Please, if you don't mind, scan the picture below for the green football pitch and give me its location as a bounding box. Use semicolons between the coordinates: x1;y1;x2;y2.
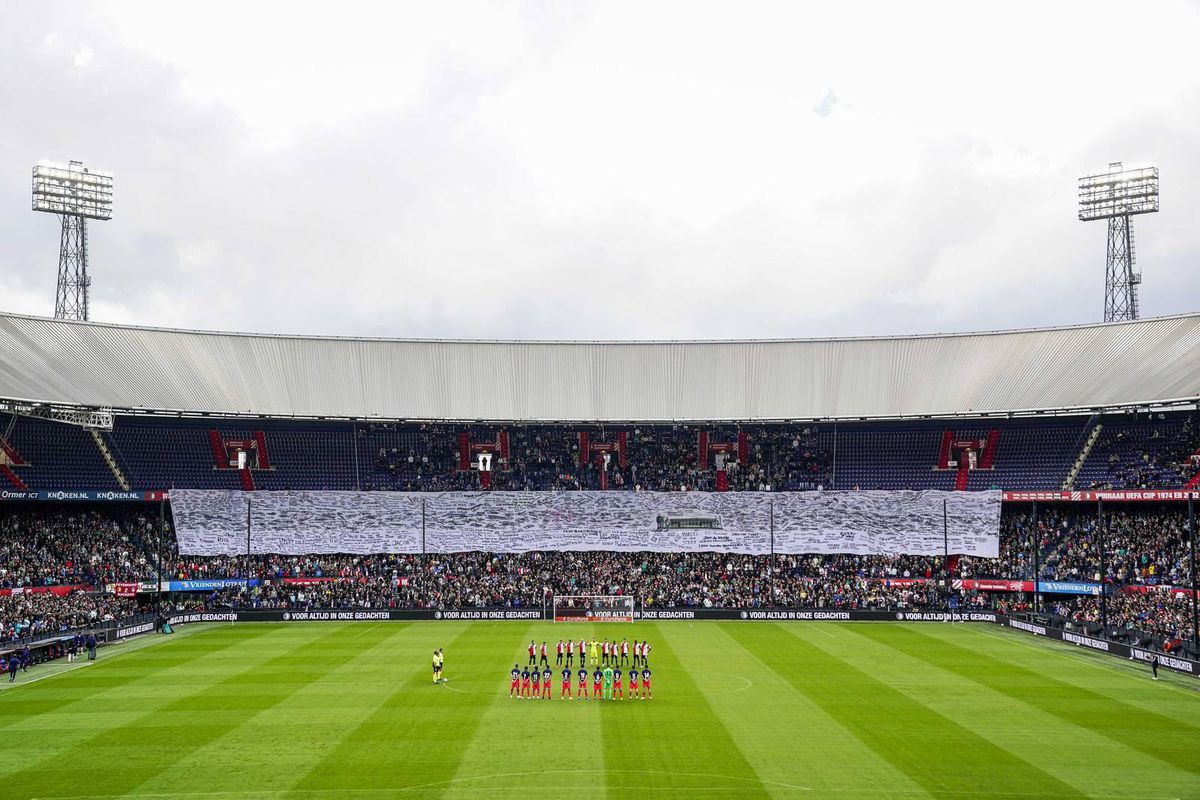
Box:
1;622;1198;800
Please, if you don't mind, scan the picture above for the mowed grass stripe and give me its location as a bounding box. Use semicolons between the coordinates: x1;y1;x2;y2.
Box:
695;623;931;798
725;624;1089;800
0;623;273;733
930;623;1200;725
122;623;419;799
7;620;1198;799
821;624;1198;799
286;621;501;798
1;624;360;799
599;622;772;799
0;625;279;777
0;620;209;698
860;624;1200;777
436;624;608;800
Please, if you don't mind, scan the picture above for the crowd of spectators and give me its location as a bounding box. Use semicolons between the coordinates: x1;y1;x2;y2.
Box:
359;423;833;493
0;509;162;589
198;551;953;611
352;417;1198;493
0;503;1195;645
956;504;1194;588
1031;507;1191;585
1;591;141;644
1084;413;1200;490
1063;593;1196;643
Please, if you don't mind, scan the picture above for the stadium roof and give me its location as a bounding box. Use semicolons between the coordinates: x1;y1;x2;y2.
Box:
0;311;1198;422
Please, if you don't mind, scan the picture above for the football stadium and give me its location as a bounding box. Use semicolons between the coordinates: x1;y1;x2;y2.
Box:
3;4;1200;800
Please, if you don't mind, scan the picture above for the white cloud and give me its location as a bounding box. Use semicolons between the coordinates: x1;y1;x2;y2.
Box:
0;0;1198;341
71;46;92;70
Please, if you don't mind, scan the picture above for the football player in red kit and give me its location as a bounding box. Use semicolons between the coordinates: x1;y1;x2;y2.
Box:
592;668;602;700
560;667;572;699
521;666;531;698
541;667;552;699
628;666;639;699
531;668;541;698
577;667;589;698
510;664;521;698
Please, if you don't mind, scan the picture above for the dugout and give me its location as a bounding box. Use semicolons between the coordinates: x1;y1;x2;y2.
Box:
0;634;75;670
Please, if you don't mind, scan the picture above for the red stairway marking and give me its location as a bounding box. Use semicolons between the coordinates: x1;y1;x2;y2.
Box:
208;430;226;467
979;430;1000;469
0;437;26;466
253;431;271;469
954;461;970;491
458;431;470;471
1;465;27;490
938;430;954;470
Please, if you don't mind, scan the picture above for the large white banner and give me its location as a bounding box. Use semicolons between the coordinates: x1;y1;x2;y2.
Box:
171;490;424;556
171;489;1000;557
770;491;1001;557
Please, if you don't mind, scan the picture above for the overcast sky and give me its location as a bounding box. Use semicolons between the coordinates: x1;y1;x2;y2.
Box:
1;0;1198;340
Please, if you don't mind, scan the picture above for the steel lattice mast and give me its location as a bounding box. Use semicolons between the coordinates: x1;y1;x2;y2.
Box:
55;214;91;320
33;160;112;321
1079;162;1158;323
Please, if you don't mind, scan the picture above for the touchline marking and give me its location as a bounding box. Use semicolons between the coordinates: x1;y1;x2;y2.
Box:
0;661;92;688
351;623;382;639
970;626;1200;697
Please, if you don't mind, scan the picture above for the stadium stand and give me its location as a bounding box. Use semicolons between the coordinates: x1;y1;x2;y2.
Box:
1;314;1198;657
5;412;1200;493
2;503;1195;651
1;415;120;491
1076;411;1200;489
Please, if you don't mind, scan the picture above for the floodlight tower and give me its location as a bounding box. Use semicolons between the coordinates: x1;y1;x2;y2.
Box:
32;160;113;321
1078;162;1159;322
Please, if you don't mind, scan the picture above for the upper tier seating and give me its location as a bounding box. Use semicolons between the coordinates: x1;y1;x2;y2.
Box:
3;411;1196;492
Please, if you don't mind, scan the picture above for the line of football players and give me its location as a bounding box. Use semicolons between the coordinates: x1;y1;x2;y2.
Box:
510;661;653;700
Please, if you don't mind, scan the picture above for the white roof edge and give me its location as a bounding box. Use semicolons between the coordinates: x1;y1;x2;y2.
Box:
3;311;1199;421
2;309;1197;346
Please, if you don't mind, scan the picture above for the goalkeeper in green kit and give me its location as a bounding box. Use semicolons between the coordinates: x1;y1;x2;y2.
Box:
602;665;615;700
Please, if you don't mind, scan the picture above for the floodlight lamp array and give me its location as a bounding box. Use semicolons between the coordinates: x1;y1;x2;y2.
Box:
1078;163;1158;221
32;160;113;221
